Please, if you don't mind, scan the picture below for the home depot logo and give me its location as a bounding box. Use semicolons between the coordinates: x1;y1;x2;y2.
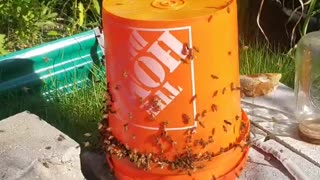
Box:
127;26;196;118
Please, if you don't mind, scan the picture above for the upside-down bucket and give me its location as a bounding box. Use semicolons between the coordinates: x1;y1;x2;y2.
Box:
101;0;250;179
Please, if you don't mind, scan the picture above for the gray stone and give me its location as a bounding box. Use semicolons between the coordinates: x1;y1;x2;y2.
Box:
0;111;85;180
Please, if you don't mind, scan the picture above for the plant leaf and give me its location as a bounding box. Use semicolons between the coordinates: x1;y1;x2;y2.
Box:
47;31;59;36
0;34;8;55
92;0;100;15
78;2;85;27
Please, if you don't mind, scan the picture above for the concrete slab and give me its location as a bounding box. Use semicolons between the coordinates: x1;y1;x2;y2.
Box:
0;111;85;180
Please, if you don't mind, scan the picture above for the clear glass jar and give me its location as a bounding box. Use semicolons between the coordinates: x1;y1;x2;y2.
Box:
295;31;320;144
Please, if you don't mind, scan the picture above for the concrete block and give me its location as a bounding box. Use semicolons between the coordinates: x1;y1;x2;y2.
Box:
0;111;85;180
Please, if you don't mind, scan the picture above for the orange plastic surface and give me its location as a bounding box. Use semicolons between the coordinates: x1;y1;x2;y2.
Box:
102;0;246;179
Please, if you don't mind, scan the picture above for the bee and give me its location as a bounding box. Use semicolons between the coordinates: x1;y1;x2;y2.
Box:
227;7;230;13
235;115;240;120
170;163;177;170
43;57;49;63
224;120;232;126
223;125;227;132
211;104;218;112
159;144;164;154
158;162;165;169
208;15;213;23
124;144;130;150
190;127;197;134
84;141;91;147
106;127;112;132
211;128;215;135
235;172;240;178
238;144;244;152
115;85;120;90
193;139;200;146
230;82;235;91
128;113;133;119
223;147;229;152
208;136;214;143
185;135;192;143
240;122;246;133
212;90;218;98
180;58;188;64
201;110;207;117
182;43;190;55
195;113;201;121
42;162;49;168
199;121;205;128
171;140;177;147
149;114;156;121
239;166;244;172
162;121;169;128
155;136;161;145
189;95;197;104
182;113;190;124
188;48;195;60
152;98;160;106
193;46;200;53
160;129;168;137
122;71;128;78
104;140;111;145
210;74;219;79
98;123;103;130
123;123;129;131
222;87;226;94
57;134;65;141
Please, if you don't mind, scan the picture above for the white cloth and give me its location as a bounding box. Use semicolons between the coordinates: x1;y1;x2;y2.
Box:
239;84;320;180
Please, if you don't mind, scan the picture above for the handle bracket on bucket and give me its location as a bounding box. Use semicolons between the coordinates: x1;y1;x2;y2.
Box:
93;27;105;56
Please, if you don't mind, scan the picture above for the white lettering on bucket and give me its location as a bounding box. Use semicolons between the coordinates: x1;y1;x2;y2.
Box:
123;26;197;131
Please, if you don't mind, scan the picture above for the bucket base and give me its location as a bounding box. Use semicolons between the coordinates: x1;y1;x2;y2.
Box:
107;111;250;180
113;147;249;180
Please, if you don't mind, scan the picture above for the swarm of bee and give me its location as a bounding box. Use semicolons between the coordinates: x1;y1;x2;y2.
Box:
100;117;248;174
99;40;249;178
98;79;249;176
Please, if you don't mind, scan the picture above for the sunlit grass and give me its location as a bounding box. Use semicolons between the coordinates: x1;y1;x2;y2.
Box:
0;66;106;148
240;41;295;88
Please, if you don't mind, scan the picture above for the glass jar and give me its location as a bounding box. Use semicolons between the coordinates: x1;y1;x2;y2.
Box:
295;31;320;144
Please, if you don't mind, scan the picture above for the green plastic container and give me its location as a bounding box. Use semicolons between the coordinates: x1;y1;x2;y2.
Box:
0;29;104;98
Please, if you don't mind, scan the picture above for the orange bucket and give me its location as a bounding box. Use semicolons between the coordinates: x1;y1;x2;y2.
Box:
101;0;250;179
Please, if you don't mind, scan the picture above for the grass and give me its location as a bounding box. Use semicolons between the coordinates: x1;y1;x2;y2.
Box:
240;41;295;88
0;42;295;149
0;74;106;149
